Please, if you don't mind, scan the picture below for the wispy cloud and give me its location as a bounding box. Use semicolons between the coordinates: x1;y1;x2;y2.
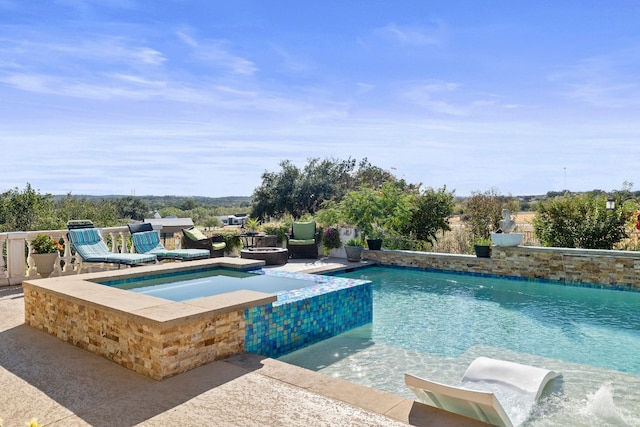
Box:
53;0;139;17
0;27;266;104
401;81;467;116
0;36;166;66
377;22;446;46
177;31;258;75
0;32;169;100
268;43;313;73
550;51;640;109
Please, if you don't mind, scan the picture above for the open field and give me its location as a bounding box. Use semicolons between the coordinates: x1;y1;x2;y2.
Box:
437;212;537;254
449;211;535;226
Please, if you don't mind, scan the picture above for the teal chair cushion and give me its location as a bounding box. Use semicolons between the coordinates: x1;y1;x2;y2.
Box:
132;230;209;260
68;228;157;265
131;231;164;253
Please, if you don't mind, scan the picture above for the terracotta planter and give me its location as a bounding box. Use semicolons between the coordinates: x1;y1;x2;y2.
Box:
32;252;59;278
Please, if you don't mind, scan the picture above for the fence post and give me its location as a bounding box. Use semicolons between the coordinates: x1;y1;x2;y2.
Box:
7;232;28;285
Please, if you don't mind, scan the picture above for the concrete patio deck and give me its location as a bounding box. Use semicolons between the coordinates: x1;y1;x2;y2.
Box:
0;257;484;426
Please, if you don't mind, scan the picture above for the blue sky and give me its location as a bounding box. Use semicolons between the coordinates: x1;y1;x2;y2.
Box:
1;1;639;198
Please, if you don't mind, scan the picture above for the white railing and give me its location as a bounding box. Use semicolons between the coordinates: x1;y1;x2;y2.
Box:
0;225;161;286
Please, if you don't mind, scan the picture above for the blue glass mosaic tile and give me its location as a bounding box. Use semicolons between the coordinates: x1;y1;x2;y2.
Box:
244;271;372;358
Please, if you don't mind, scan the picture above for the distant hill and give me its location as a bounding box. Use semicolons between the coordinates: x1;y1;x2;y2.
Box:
52;194;252;208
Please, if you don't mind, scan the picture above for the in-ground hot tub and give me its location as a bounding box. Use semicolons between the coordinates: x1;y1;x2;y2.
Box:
22;258;372;380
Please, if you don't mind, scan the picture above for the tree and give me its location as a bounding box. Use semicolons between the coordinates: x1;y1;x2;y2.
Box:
181;198;197;211
250;157;399;219
533;192;631;249
462;188;504;240
0;183;55;231
55;194;120;227
251;160;301;219
335;180;419;235
404;186;455;245
115;196;150;221
338;185;397;234
322;180;454;249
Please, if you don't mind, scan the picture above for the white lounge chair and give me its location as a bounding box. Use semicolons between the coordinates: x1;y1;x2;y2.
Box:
405;357;559;427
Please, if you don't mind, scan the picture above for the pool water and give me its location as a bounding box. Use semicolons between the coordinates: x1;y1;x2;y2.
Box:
102;268;312;302
279;267;640;426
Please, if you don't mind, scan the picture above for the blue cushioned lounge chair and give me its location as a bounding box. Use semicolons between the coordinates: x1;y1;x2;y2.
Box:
67;220;157;269
128;223;209;261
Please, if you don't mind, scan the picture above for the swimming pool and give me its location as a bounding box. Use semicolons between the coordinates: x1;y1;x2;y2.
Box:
279;267;640;426
101;268;314;301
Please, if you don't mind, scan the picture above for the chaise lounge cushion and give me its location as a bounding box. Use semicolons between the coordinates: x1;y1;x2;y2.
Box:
69;227;157;265
131;230;209;260
131;230;165;253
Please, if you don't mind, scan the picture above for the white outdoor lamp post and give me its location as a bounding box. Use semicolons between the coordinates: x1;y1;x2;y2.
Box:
606;198;616;210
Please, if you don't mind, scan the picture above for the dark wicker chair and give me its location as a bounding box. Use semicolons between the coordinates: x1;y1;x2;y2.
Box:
286;221;319;259
182;227;226;257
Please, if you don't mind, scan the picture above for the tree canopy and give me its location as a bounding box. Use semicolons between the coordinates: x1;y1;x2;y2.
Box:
250;157;405;219
0;184;249;232
0;183;55;231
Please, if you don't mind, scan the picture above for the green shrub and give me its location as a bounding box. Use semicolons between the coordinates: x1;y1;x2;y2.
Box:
262;221;289;243
533;192;631;249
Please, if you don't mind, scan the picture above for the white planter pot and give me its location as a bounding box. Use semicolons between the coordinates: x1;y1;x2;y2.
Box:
491;233;523;247
32;253;58;278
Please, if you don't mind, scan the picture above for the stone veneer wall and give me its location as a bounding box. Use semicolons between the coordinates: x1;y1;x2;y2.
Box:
23;286;245;380
364;246;640;291
244;282;373;358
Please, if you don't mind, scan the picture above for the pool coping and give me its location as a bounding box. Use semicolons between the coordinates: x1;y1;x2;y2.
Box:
223;353;488;427
24;258;277;327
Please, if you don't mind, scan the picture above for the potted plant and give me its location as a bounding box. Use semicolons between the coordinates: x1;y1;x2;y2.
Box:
365;223;386;250
262;222;289;247
323;225;342;256
473;237;492;258
344;237;364;262
31;234;63;278
244;218;260;235
221;233;242;257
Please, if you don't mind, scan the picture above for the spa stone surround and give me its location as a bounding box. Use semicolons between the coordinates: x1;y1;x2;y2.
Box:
22;258;372;380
